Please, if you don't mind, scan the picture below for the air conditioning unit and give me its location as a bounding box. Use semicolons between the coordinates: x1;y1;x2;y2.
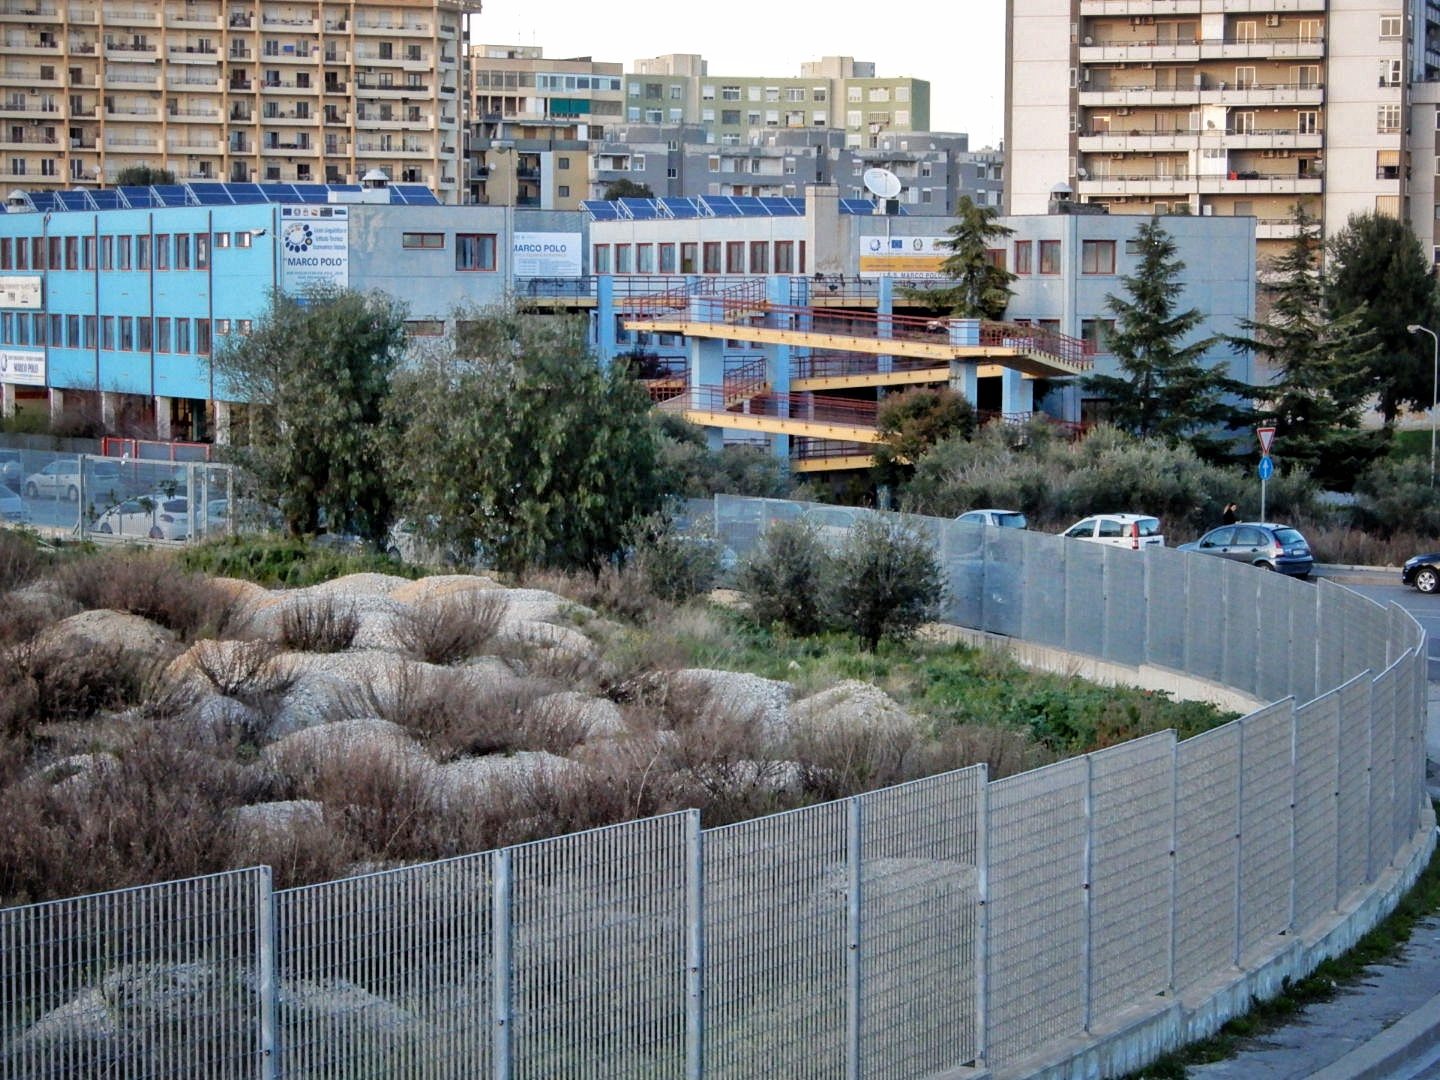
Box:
1265;13;1281;27
1262;149;1275;157
1131;16;1142;26
1111;153;1125;159
1117;107;1131;115
1142;62;1155;69
1141;15;1155;24
1202;204;1214;215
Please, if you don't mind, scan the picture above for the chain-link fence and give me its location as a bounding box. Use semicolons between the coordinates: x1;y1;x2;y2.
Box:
1;496;1429;1078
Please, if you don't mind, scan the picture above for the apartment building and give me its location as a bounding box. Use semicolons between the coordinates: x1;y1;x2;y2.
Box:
466;44;621;207
624;54;931;148
589;124;1002;214
1006;0;1408;262
0;0;475;200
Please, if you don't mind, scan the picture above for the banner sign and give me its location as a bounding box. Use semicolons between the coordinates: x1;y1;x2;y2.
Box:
513;232;582;278
280;206;349;292
0;348;45;385
0;276;42;309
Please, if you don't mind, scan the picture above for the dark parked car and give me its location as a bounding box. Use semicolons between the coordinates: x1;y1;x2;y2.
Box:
1402;553;1440;594
1177;522;1313;578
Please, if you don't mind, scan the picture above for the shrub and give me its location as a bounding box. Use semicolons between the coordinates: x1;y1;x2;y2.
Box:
51;549;236;641
737;518;832;636
632;512;723;604
0;640;161;738
1354;455;1440;537
279;597;359;653
520;563;661;624
827;516;945;651
391;590;505;665
0;528;47;591
180;534;420;587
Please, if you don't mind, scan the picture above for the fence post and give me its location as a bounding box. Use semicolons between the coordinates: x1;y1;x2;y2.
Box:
685;809;704;1080
974;764;989;1068
77;453;87;540
1081;754;1094;1033
1287;703;1299;933
1166;737;1179;994
1233;717;1246;968
256;865;279;1080
493;848;513;1080
846;796;863;1080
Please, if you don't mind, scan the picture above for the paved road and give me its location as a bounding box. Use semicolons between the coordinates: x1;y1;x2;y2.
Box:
1321;570;1440;683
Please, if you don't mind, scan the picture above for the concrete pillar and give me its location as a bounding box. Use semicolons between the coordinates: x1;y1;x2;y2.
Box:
214;400;232;446
876;276;894;375
804;183;846;276
155;396;173;441
952;361;979;404
1000;369;1031;417
48;388;63;426
100;392;119;431
1;383;14;419
692;336;724;392
595;275;616;368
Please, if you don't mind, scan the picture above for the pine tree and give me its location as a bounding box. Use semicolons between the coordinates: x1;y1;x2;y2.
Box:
1082;217;1244;450
1230;206;1387;489
905;197;1016;320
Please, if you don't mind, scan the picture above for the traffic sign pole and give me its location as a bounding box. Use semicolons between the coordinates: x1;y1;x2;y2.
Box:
1255;428;1277;522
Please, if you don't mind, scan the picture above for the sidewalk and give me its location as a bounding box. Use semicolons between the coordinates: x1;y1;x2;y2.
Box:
1185;684;1440;1080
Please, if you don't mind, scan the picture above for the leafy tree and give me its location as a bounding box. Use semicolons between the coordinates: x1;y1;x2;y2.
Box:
737;517;831;637
214;287;407;542
1325;211;1440;423
392;305;662;574
654;413;789;498
828;516;944;651
1229;207;1387;490
1081;217;1244;451
602;178;655;201
112;165;176;186
904;196;1016;319
872;386;977;491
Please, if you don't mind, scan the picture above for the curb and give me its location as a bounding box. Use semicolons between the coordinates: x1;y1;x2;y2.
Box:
1309;985;1440;1080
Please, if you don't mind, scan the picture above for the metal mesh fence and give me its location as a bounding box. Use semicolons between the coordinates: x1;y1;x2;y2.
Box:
1367;664;1398;885
1;868;270;1080
1287;585;1320;706
1145;551;1188;672
1292;689;1342;931
703;802;848;1079
1017;527;1065;648
509;815;690;1080
276;854;493;1080
858;767;983;1077
1335;674;1375;902
1183;555;1227;684
1238;702;1297;959
1087;733;1175;1023
1221;570;1262;697
1064;542;1105;659
1256;580;1296;705
1101;546;1147;667
1316;583;1350;695
985;758;1088;1066
1173;724;1242;990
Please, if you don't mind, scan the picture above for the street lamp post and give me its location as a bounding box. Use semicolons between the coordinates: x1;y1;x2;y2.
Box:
1407;324;1439;486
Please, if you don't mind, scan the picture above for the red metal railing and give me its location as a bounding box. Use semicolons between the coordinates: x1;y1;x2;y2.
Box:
674;384;880;429
792;438;872;460
794;350;948;380
100;436;213;462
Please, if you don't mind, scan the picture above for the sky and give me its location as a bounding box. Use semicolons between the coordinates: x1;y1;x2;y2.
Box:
465;1;1008;149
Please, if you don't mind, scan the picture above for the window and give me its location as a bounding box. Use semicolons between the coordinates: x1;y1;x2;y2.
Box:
137;316;151;351
1380;59;1402;87
1081;239;1116;274
1080;318;1114;351
83;315;95;348
1378;104;1401;133
659;243;677;273
47;236;59;270
702;241;721;274
1014;240;1032;275
401;232;444;249
1297;110;1317;135
66;314;78;346
455;233;496;271
155;317;170;353
721;85;740;100
82;235;95;269
774;240;794;273
749;240;769;274
558;185;570;198
636;243;654;273
175;318;191;354
984;248;1006;271
117;236;131;272
63;236;77;271
13;240;25;271
196;232;209;269
236;231;252;249
615;243;633;273
1380;14;1402;38
155;234;169;270
0;238;9;271
196;318;211;355
726;241;745;273
215;318;231;336
100;315;114;350
134;235;148;271
1039;239;1061;274
680;242;698;274
214;231;230;249
405;320;445;336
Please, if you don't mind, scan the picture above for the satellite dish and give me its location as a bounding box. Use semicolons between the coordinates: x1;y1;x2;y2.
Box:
863;167;902;200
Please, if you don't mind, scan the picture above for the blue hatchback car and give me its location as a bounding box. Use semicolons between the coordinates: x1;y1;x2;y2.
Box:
1177;522;1313;578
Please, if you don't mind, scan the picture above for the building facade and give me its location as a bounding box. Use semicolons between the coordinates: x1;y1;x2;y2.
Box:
0;0;475;200
1006;0;1409;263
623;54;931;148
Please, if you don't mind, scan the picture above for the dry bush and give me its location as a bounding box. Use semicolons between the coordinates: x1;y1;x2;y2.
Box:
600;605;735;688
51;550;237;641
520;563;663;623
0;641;162;739
0;721;252;903
0;588;72;648
789;719;921;802
189;639;297;702
279;596;359;653
391;590;505;665
1303;523;1429;568
0;529;46;591
223;803;356;891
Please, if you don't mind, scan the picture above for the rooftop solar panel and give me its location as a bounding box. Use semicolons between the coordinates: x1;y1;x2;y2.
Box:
55;191;91;211
292;184;330;204
257;183;300;203
581;200;621;221
89;190;122;210
117;186;157;208
152;184;192;207
758;197;802;217
224;183;267;204
392;184;441;205
23;192;55;212
617;198;660;220
658;197;701;219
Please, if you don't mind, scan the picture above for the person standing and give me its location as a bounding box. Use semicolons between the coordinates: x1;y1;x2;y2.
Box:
1221;503;1238;525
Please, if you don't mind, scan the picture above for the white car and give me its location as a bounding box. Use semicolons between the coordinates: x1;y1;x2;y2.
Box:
1061;513;1165;549
955;508;1028;530
94;494;190;541
23;459;121;501
0;482;28;523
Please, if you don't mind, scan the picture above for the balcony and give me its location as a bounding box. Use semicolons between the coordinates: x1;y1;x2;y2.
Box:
1079;78;1322;107
260;109;315;124
166;74;218;88
227;12;252;28
104;70;161;89
168;106;220;122
261;13;316;29
261;47;318;64
354;19;431;34
103;105;157;119
1079;35;1324;64
323;81;347;95
1077;174;1194;196
354;141;431;157
1078;125;1322;152
1196;172;1322;194
0;66;60;85
228;46;252;60
104;7;158;24
64;7;96;21
257;79;312;94
166;139;219;153
0;132;55;149
0;2;57;17
1081;0;1200;10
1255;216;1303;239
167;44;218;63
165;9;220;29
261;139;318;154
100;134;158;150
355;80;427;97
67;40;96;54
103;41;156;58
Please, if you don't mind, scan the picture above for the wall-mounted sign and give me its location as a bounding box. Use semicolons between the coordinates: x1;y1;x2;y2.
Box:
513;232;582;278
0;349;45;386
280;205;349;292
857;236;950;278
0;276;42;309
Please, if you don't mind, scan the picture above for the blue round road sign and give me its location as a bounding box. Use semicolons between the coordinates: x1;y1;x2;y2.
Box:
1258;456;1274;480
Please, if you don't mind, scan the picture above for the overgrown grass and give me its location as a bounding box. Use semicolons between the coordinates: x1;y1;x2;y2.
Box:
179;534;423;587
1122;820;1440;1079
